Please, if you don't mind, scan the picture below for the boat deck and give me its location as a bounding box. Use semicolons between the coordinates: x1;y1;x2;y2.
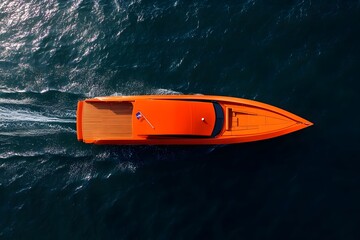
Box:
81;102;133;140
222;104;297;136
76;95;312;145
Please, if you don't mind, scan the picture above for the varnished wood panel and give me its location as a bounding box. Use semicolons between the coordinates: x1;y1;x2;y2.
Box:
82;102;133;140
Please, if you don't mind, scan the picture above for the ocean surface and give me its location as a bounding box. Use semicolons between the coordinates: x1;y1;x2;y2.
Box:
1;0;360;239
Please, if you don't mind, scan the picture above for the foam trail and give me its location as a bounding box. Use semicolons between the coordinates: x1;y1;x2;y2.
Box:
0;98;34;105
0;126;76;137
0;86;28;94
0;106;75;123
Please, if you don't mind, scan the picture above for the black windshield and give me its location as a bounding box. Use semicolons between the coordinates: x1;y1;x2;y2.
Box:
211;102;224;137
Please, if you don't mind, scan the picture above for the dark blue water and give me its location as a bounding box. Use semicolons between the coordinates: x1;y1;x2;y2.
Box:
1;0;360;239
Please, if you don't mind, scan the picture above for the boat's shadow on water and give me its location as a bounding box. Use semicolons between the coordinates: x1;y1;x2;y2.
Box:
91;144;220;163
89;130;311;170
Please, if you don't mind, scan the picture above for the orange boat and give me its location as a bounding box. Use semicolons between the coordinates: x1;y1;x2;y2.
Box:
76;95;312;145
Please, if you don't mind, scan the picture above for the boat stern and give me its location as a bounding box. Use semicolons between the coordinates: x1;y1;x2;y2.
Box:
76;101;84;141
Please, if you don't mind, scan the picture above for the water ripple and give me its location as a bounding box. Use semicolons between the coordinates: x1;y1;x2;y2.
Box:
0;0;358;237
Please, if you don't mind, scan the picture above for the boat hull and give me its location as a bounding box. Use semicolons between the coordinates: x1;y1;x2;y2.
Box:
76;95;312;145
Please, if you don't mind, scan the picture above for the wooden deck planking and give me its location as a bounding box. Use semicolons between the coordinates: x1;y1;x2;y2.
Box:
82;102;133;139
